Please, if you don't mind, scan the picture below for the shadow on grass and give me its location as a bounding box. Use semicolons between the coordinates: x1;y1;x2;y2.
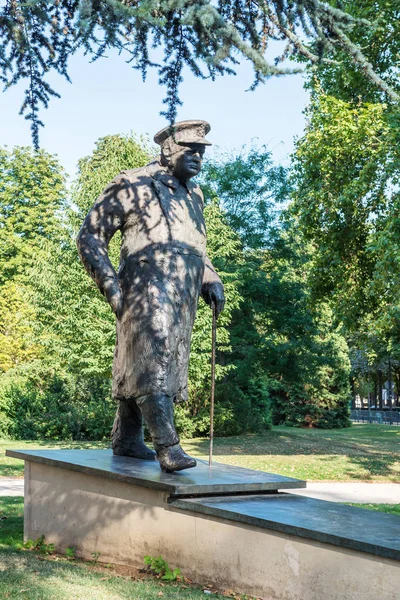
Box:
315;454;398;480
0;496;226;600
0;551;177;600
0;497;24;549
0;545;225;600
184;426;399;481
1;425;399;481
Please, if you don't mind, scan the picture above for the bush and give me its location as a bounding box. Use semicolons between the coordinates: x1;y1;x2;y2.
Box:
0;362;273;441
315;405;352;429
175;376;272;438
0;363;115;440
271;389;351;429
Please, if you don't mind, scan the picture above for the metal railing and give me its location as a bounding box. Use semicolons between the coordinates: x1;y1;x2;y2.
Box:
350;409;400;425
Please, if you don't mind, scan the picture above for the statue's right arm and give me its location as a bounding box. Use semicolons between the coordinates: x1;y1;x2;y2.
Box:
76;176;127;318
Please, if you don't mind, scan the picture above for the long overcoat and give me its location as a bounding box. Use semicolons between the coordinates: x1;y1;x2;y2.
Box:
77;160;221;403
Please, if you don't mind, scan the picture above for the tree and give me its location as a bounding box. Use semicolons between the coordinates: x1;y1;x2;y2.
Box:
291;91;396;328
176;199;244;437
308;0;400;103
289;0;400;407
0;145;66;376
0;146;67;284
199;145;289;249
30;132;154;378
0;135;153;440
1;0;398;147
290;58;400;405
239;221;351;429
72;132;154;220
201;146;351;428
263;226;351;428
195;146;287;433
0;282;40;373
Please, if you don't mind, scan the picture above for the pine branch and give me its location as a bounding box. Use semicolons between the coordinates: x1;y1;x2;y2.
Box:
330;27;400;103
268;11;320;63
0;0;398;146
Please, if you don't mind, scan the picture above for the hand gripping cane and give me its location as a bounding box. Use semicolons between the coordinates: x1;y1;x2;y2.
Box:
209;301;217;467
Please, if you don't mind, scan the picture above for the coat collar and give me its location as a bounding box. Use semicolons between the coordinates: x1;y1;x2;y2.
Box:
156;170;180;190
147;159;195;193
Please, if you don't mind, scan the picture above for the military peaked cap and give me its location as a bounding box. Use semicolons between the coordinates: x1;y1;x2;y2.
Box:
154;120;212;147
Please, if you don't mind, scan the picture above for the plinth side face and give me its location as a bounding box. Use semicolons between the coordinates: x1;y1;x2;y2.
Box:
24;461;399;600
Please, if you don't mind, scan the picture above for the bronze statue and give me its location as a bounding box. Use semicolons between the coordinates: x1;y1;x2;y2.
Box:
77;120;225;472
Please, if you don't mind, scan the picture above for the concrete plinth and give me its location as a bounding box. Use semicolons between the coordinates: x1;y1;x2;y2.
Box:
7;448;400;600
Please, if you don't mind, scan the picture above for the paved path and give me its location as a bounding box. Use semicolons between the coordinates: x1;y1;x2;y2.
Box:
0;477;24;497
0;477;398;503
290;482;400;504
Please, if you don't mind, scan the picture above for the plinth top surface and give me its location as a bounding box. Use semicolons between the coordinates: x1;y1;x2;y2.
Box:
6;448;305;496
171;494;400;561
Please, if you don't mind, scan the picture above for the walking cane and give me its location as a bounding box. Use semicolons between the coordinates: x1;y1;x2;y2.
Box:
209;301;217;467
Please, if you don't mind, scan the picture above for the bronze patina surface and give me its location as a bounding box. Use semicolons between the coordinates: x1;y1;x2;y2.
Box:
76;121;225;473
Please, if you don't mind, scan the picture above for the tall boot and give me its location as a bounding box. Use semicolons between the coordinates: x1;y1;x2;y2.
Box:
136;393;196;473
112;398;156;460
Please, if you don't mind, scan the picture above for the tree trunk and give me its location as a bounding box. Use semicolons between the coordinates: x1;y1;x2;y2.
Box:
378;370;383;410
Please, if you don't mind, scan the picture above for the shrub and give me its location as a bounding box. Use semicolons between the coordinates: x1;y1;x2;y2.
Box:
0;363;115;440
175;376;271;438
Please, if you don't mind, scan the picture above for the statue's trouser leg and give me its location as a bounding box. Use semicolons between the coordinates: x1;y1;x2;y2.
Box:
136;393;197;473
135;393;179;449
112;398;156;460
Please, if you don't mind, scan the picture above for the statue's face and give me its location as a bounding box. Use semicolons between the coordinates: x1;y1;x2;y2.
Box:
168;143;206;182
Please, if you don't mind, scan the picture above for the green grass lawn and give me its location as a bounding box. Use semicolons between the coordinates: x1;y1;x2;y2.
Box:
1;424;399;482
347;503;400;515
185;424;400;482
0;497;229;600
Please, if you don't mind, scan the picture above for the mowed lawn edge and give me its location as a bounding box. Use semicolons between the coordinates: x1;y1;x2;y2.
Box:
0;424;399;482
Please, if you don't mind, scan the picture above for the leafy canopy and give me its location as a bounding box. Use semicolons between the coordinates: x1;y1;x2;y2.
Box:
291;91;397;327
31;132;154;378
308;0;400;103
199;145;290;249
1;0;398;147
291;0;400;403
199;145;351;429
0;146;67;285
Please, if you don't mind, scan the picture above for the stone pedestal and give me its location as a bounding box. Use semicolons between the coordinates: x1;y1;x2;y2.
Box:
7;448;400;600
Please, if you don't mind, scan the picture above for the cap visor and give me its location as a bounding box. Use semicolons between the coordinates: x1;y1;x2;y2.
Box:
177;137;212;146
